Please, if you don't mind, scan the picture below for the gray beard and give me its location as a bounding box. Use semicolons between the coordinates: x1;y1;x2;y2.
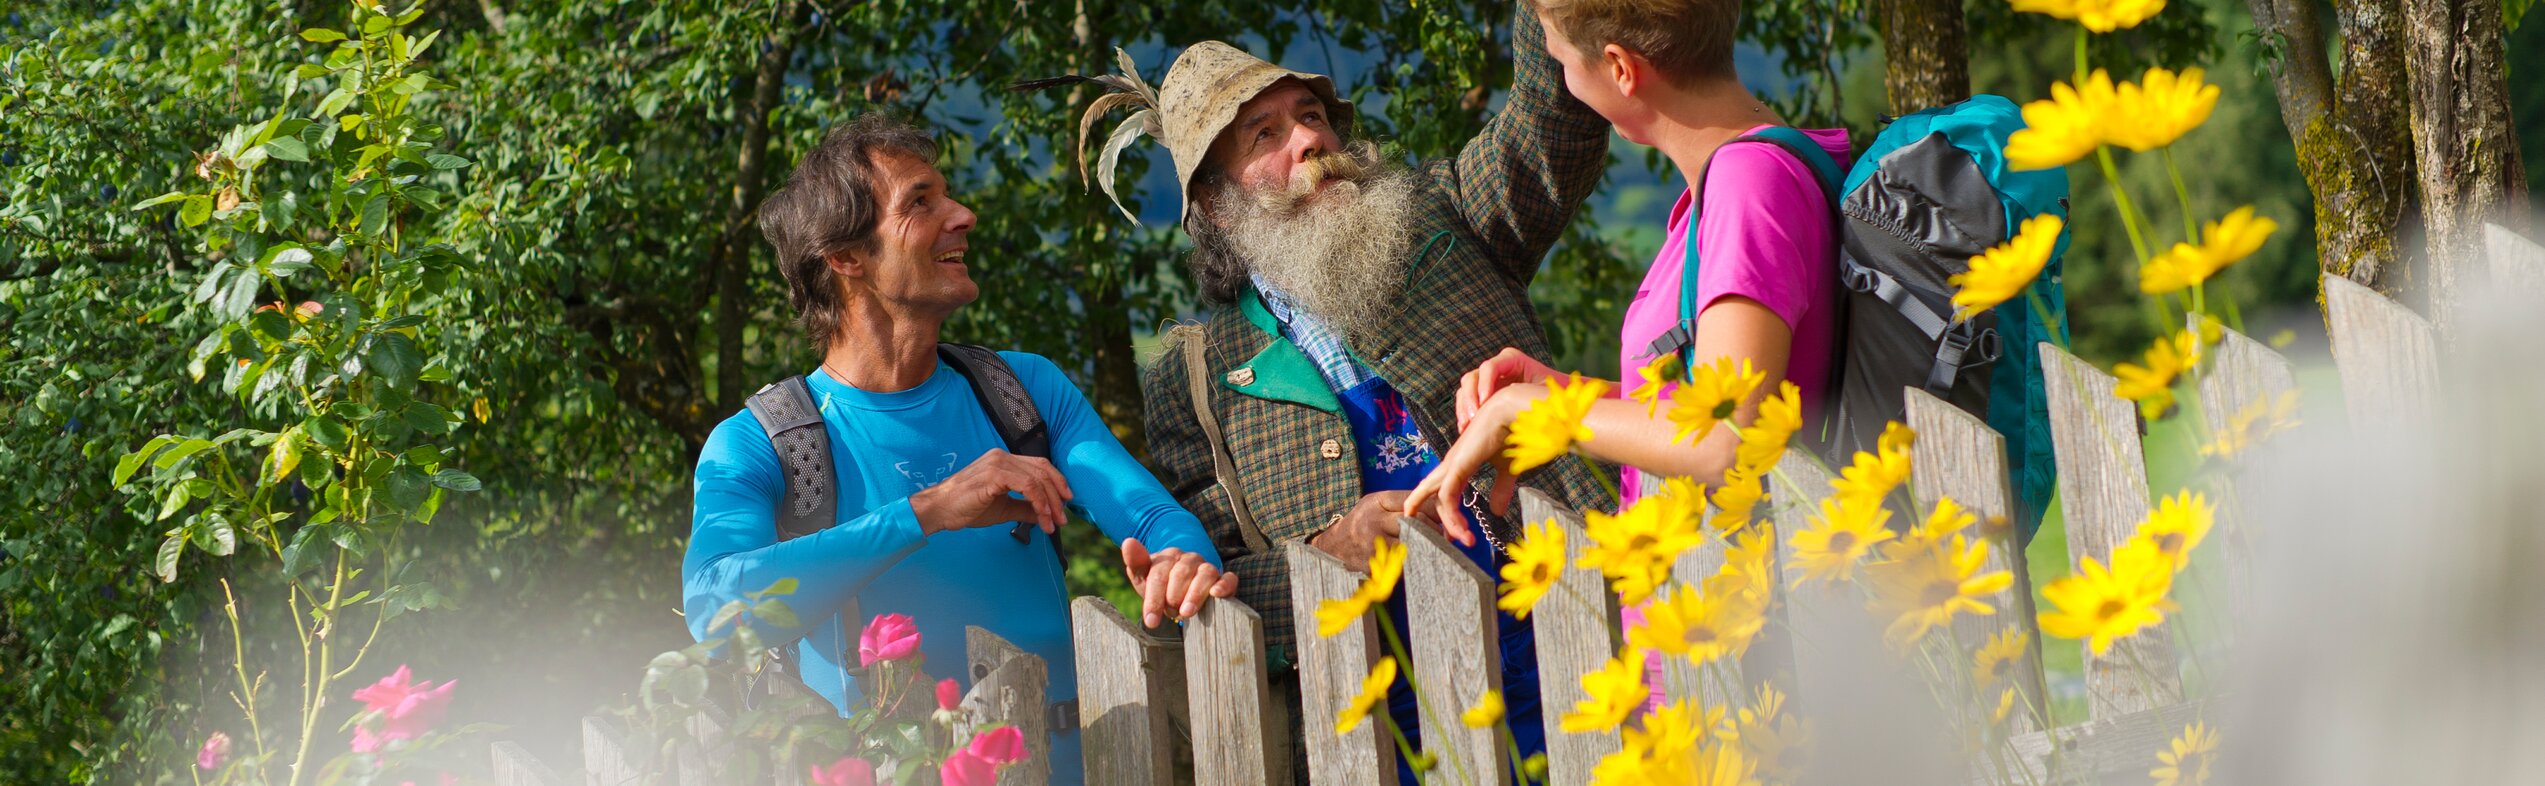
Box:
1217;151;1419;344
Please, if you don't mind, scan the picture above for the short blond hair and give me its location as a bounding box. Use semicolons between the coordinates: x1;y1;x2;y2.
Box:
1533;0;1741;85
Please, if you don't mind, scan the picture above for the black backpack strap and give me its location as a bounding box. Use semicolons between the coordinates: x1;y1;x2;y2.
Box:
934;343;1065;557
744;375;836;542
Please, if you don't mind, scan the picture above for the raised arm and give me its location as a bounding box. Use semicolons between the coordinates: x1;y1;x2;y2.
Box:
1009;352;1223;566
1448;1;1613;281
682;417;925;647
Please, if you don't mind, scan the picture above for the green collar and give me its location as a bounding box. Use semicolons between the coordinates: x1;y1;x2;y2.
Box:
1225;288;1340;413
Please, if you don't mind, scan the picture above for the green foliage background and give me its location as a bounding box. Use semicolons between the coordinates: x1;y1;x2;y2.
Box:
1;0;2533;782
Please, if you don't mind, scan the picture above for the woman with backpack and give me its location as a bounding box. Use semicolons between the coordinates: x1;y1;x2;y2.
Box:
1405;0;1849;528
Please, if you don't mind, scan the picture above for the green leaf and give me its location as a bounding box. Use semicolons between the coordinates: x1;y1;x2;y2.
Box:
204;514;237;556
179;195;213;227
155;534;185;583
751;597;800;631
115;436;177;487
151;438;215;471
402;402;451;435
408;29;441;62
385;468;429;512
267;247;315;277
265;137;310;162
131;191;191;211
155;483;191;522
306;415;350;453
268;428;304;483
425;153;470;171
316;88;354;118
367;333;423;388
300;28;347;43
357;192;389;236
428;469;480;492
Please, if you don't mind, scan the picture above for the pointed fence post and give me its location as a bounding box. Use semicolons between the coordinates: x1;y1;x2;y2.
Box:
1286;542;1393;785
1902;387;2047;736
2038;344;2182;720
1519;489;1622;786
581;713;641;786
1071;598;1185;786
2323;273;2440;424
2486;223;2545;300
963;627;1051;786
1400;516;1510;785
2194;322;2298;639
1185;600;1289;786
490;741;562;786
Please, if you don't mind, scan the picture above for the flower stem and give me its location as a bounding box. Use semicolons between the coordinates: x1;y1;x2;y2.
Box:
2094;147;2152;263
2072;27;2088;84
2027;290;2070;351
221;580;271;772
2162;148;2200;245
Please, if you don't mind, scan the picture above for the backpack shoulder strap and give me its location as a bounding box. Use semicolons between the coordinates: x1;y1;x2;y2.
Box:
1179;329;1271;552
936;343;1050;461
744;376;835;542
1645;127;1846;374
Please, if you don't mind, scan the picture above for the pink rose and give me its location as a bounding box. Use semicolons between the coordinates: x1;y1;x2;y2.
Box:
347;665;457;751
197;731;231;771
966;726;1027;765
939;750;998;786
807;756;877;786
936;678;962;712
857;613;920;667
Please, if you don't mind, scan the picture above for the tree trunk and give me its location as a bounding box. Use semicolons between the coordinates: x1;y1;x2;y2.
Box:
2401;0;2531;334
1069;0;1150;459
1877;0;1970;114
714;6;800;411
2246;0;2419;293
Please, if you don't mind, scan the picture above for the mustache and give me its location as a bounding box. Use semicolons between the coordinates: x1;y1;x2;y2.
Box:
1250;141;1383;214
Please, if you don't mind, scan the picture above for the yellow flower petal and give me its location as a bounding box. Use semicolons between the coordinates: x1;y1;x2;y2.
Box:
1950;214;2066;319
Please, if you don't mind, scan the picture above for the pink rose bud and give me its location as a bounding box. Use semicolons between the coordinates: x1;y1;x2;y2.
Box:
856;613;921;667
348;665;457;751
938;750;998;786
197;731;231;771
966;726;1027;765
807;755;877;786
936;678;962;712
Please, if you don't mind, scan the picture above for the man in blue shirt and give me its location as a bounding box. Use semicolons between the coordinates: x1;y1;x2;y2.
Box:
683;114;1233;783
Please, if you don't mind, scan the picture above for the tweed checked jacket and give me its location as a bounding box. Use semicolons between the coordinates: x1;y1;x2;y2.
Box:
1139;9;1613;661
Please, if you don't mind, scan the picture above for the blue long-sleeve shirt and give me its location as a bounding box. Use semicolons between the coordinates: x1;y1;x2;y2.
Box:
684;351;1220;783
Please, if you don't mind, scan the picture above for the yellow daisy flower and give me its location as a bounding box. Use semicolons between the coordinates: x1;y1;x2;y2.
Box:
2139;206;2279;295
2103;67;2219;151
1653;476;1711;536
2150;720;2219;786
1864;535;2014;648
1594;699;1714;786
1950;214;2067;320
1727;684;1810;782
2127;490;2213;571
2038;548;2178;655
2114;329;2204;420
2200;390;2301;459
1506;373;1610;475
1334;656;1397;733
1629;355;1682;417
1315;536;1406;637
1668;356;1766;445
1461;689;1505;728
1993;686;2020;726
2003;74;2114;171
1498;519;1568;619
1828;435;1914;509
1709;464;1768;533
1580;496;1705;605
2008;0;2168;32
1629;580;1767;667
1972;626;2032;688
1562;651;1650;734
1786;496;1895;586
1733;381;1804;471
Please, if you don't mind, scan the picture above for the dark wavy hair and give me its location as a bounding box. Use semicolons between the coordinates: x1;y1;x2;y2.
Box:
757;113;939;349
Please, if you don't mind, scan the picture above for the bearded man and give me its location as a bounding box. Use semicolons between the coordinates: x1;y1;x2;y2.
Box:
1058;4;1612;781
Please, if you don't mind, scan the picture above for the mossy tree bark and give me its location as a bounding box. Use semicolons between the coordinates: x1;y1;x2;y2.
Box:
2401;0;2531;334
2245;0;2419;294
1877;0;1971;114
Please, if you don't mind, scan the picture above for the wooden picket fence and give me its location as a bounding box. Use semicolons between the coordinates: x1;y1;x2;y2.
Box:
496;225;2543;785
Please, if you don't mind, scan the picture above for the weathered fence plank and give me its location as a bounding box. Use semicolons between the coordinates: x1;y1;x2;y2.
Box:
491;741;564;786
1765;451;1850;722
2038;344;2181;720
2486;222;2545;300
1285;542;1393;786
1400;517;1511;785
1184;600;1290;786
1665;511;1742;711
2322;273;2439;424
2194;322;2296;642
1981;699;2215;785
581;714;640;786
965;627;1051;786
1518;489;1622;786
1071;598;1185;786
1903;387;2048;737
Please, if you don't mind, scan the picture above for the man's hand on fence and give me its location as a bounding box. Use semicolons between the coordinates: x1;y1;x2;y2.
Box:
1308;491;1445;571
909;449;1074;536
1121;538;1238;628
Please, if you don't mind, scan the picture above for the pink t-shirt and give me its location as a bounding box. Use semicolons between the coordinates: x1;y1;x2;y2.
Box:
1616;125;1849;505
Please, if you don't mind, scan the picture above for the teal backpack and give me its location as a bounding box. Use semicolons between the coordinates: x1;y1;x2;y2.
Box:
1649;97;2071;534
